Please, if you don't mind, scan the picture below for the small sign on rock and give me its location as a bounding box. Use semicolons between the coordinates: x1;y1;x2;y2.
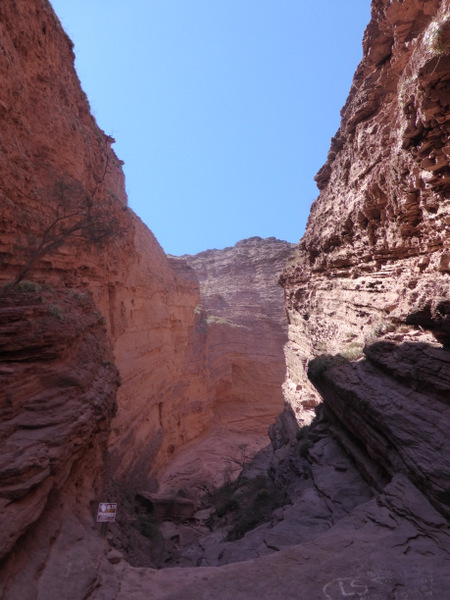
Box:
97;502;117;523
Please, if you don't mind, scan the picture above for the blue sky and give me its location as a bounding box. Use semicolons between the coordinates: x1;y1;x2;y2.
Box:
50;1;371;256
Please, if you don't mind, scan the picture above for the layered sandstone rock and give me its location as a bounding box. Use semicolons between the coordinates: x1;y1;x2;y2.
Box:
2;0;450;597
0;0;212;491
156;238;294;494
0;1;209;595
313;329;450;518
181;237;293;330
181;237;294;434
280;0;450;423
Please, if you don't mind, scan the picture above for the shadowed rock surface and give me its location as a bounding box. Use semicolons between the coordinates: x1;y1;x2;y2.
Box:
0;288;119;598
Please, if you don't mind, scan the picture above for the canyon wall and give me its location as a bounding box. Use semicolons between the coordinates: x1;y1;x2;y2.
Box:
121;0;450;593
155;238;294;492
280;0;450;423
0;288;120;599
0;1;212;593
0;0;213;493
1;0;450;597
181;237;294;434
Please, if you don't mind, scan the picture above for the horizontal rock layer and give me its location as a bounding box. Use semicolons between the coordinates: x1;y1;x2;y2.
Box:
157;237;294;493
181;237;294;433
0;288;118;579
280;0;450;422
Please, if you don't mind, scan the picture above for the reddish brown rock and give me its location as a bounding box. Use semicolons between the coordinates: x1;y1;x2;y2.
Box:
0;287;118;595
188;241;293;427
184;236;294;436
156;237;294;494
0;0;212;492
2;0;450;597
312;331;450;517
181;237;293;332
0;1;209;595
280;0;450;424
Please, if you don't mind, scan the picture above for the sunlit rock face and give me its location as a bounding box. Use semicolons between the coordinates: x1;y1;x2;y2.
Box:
157;238;295;493
181;236;294;435
280;0;450;425
0;0;214;491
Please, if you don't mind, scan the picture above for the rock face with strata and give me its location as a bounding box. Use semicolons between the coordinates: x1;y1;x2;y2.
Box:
0;0;213;493
0;1;208;596
274;0;450;594
181;237;294;433
280;0;450;424
155;238;294;495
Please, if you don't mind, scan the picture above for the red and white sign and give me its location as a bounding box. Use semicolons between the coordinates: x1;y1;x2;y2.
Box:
97;503;117;523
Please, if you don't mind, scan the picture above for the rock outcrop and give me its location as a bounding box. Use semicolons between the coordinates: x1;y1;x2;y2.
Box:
280;0;450;423
0;0;212;493
313;330;450;519
0;287;118;564
274;0;450;594
154;238;294;496
0;287;125;600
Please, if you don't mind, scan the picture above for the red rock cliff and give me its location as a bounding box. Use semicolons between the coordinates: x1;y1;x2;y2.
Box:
2;0;450;597
182;236;294;433
156;237;294;492
0;0;213;491
0;0;217;594
280;0;450;423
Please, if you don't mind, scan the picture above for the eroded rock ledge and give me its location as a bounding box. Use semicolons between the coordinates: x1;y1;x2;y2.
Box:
280;0;450;424
0;287;119;596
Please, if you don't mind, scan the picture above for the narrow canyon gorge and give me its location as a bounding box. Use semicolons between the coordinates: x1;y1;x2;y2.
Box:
1;0;450;598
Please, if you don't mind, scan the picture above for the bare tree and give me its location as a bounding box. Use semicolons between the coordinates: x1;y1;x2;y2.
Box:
7;177;122;289
226;443;251;470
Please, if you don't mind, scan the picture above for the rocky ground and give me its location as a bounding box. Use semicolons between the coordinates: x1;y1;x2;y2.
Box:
98;325;450;598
